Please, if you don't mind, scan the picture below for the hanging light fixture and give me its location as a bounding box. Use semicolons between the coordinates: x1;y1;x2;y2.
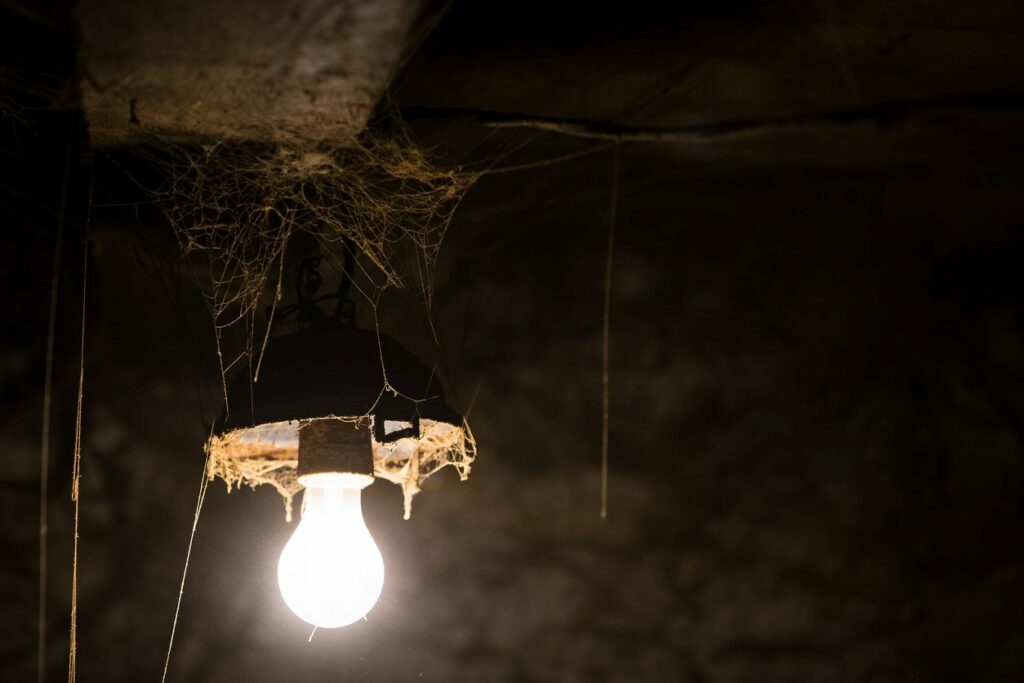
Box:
206;242;474;629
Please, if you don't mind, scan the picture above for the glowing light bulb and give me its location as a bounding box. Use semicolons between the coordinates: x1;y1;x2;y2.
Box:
277;473;384;628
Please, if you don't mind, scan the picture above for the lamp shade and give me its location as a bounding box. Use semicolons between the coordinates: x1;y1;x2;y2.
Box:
213;325;461;439
205;325;473;520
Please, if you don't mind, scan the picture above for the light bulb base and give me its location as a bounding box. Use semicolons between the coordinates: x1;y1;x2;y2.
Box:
297;419;374;480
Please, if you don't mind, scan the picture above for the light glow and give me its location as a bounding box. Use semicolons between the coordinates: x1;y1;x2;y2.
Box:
277;473;384;628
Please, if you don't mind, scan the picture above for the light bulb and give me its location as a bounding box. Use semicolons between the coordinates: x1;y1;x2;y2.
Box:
277;473;384;628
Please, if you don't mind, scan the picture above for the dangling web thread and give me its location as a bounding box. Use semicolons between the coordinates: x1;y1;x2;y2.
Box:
160;434;211;683
67;178;92;683
601;143;620;520
38;119;75;683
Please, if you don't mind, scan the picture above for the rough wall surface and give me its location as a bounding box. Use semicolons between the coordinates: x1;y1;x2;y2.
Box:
2;161;1018;681
79;0;420;145
2;2;1023;682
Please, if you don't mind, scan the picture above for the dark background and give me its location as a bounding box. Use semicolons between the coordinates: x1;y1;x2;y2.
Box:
2;1;1024;681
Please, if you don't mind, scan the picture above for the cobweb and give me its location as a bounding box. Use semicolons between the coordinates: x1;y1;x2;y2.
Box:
206;416;475;520
143;115;479;516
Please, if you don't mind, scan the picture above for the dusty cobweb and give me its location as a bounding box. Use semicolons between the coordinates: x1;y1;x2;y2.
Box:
144;116;480;518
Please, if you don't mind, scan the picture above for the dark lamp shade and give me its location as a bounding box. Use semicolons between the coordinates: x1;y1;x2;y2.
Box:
212;326;461;440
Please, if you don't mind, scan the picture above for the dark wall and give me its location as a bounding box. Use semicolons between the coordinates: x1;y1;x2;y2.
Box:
2;2;1024;682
